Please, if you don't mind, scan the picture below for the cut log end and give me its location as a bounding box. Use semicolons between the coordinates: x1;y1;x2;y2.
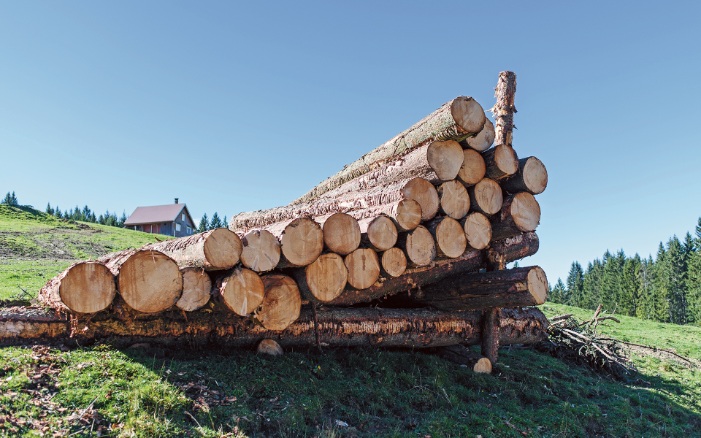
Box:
323;213;361;255
401;177;439;221
118;250;182;314
394;199;422;231
451;96;487;135
457;148;487;186
473;357;493;374
305;253;348;302
280;218;324;267
469;178;503;216
219;267;265;316
511;192;541;233
240;229;281;273
528;266;548;305
345;248;381;290
257;339;284;356
258;274;302;331
484;144;518;180
465;118;495;152
427;140;464;181
176;268;212;312
381;247;407;278
56;262;116;314
462;212;492;250
438;180;470;220
402;225;436;267
432;217;467;259
203;228;243;270
502;156;548;195
365;215;398;251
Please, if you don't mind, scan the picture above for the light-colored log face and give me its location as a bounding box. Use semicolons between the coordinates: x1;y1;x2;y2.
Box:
59;262;116;314
465;118;495;152
511;192;541;232
241;229;281;272
118;250;182;314
401;177;439;221
451;96;486;134
438;180;470;220
280;218;324;267
381;247;407;278
221;267;265;316
463;212;492;250
367;215;398;251
344;248;381;290
177;268;211;312
394;199;422;231
458;149;486;186
405;225;436;266
435;217;467;258
305;253;348;302
473;357;493;374
427;140;464;181
523;157;548;194
203;228;243;270
528;267;548;305
258;275;302;331
323;213;361;255
470;178;503;215
257;339;283;356
487;144;518;178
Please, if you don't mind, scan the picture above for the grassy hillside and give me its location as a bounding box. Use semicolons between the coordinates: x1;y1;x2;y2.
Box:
0;205;699;436
0;204;168;301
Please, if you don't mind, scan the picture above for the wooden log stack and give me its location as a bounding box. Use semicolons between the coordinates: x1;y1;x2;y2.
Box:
31;72;549;371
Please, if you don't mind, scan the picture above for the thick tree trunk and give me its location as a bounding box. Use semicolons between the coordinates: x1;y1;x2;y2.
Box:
490;192;541;241
457;148;486;186
325;232;539;306
239;229;281;273
398;225;436;267
380;247;407;278
38;261;116;314
427;217;467;259
294;253;347;303
359;215;398;251
344;248;381;290
256;274;302;331
176;268;212;312
322;213;361;255
0;306;548;349
413;266;548;310
468;178;503;215
482;144;518;180
463;118;495;152
145;228;242;271
462;212;492;250
437;180;470;220
99;249;182;314
492;71;517;147
294;96;486;204
216;267;265;316
426;140;465;181
501;156;549;195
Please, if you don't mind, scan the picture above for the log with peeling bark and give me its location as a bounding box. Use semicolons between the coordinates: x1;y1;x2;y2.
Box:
437;180;470;220
295;96;487;204
468;178;503;215
99;249;182;314
345;248;381;290
294;253;348;303
482;307;500;364
412;266;548;311
256;274;302;331
427;217;467;259
269;217;324;268
490;192;541;241
501;156;548;195
381;247;407;278
322;212;361;255
426;140;464;181
482;144;518;180
176;268;212;312
240;229;281;273
401;177;439;221
353;199;422;232
325;232;539;307
359;215;398;251
457;148;486;186
398;225;436;267
217;267;265;316
38;261;116;314
0;305;548;349
463;118;495;152
492;71;517;147
145;228;242;271
462;212;492;250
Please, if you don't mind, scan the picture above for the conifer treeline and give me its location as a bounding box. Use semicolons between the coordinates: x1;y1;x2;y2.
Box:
550;218;701;325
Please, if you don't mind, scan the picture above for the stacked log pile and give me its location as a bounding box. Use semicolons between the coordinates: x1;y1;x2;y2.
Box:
12;71;550;371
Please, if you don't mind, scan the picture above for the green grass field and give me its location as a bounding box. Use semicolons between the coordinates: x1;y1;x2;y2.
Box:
0;205;700;436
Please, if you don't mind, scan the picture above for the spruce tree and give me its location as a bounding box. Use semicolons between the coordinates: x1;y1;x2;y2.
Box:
565;261;584;306
119;211;127;227
550;279;566;304
10;191;18;206
210;212;222;229
2;192;11;205
45;203;54;216
198;214;209;233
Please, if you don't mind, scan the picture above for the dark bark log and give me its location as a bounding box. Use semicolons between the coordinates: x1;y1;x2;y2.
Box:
482;144;518;180
501;156;549;195
38;261;116;314
0;305;548;349
490;193;541;241
482;308;500;364
492;71;517;147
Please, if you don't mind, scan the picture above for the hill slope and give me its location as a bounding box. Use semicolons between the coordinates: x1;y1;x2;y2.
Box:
0;204;167;301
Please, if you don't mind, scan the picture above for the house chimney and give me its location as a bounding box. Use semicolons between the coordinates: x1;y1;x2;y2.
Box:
174;198;179;204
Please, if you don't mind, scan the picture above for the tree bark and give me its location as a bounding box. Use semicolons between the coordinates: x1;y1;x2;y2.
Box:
426;140;464;181
462;212;492;250
294;253;347;303
359;215;398;252
216;267;265;316
381;247;407;278
492;71;517;147
0;305;548;349
397;225;436;267
344;248;381;290
490;192;541;241
322;213;361;255
501;156;548;195
468;178;503;215
145;228;242;271
427;217;467;259
412;266;548;310
482;307;500;364
99;249;182;314
294;96;486;204
256;274;302;331
176;268;212;312
437;180;470;220
457;148;486;186
482;144;518;180
38;261;116;314
239;229;281;273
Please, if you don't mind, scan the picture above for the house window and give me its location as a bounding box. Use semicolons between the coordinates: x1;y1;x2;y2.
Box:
176;223;181;232
187;226;192;234
182;213;186;221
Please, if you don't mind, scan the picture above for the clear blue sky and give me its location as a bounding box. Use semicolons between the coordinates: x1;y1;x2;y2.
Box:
2;1;700;283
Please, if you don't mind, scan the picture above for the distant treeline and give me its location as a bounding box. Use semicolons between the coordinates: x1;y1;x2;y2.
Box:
550;217;701;326
197;212;228;233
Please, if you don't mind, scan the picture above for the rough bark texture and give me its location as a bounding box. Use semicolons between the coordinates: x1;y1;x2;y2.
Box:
381;247;407;278
426;140;464;181
437;180;470;220
492;71;517;147
38;261;116;314
482;144;518;180
176;268;212;312
457;148;487;186
294;96;486;204
257;274;302;331
145;228;242;271
99;249;182;314
398;225;436;267
491;192;541;241
344;248;381;290
295;253;347;303
240;229;281;273
217;267;265;317
0;306;548;349
501;156;549;195
462;212;492;250
468;178;503;215
413;266;548;310
464;118;495;152
482;307;501;364
322;213;361;255
360;215;398;251
427;217;467;259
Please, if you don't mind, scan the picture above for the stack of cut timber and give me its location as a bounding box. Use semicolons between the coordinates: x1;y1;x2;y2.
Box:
31;83;549;365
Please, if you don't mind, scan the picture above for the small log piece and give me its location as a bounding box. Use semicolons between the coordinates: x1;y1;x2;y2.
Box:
176;268;212;312
38;261;116;314
501;156;548;195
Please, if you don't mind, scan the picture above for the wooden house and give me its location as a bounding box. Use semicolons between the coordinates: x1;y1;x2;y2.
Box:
124;198;195;237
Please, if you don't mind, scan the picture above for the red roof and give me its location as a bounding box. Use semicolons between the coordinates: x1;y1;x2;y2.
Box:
124;204;192;226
